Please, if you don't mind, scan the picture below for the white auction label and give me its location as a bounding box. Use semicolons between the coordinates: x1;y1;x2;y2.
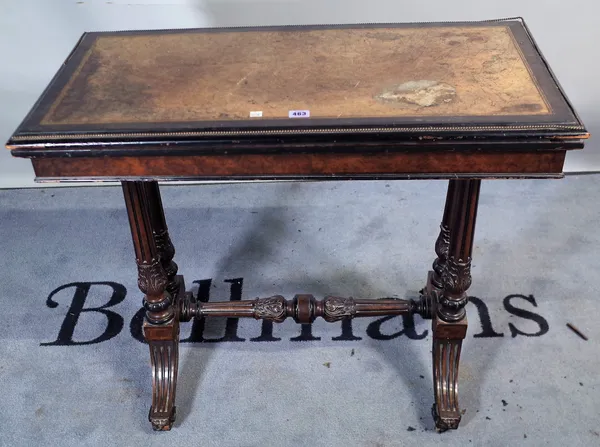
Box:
288;110;310;118
249;111;263;117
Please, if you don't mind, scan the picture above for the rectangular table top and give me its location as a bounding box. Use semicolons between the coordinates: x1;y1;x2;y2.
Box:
5;18;589;181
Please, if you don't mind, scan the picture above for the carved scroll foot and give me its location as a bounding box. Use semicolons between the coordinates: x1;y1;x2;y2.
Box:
145;317;179;431
432;315;466;432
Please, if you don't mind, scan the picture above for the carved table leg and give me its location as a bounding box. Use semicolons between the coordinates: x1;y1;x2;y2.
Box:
143;182;179;297
420;181;456;319
123;181;179;431
432;179;480;432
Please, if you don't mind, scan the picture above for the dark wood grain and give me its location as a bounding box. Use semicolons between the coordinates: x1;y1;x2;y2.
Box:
32;150;567;180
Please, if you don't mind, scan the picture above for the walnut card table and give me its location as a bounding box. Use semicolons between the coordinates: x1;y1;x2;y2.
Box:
6;18;588;433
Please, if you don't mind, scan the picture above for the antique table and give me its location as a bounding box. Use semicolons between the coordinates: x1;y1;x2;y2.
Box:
6;18;588;432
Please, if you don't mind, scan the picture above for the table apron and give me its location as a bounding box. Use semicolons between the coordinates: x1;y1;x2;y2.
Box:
31;150;566;181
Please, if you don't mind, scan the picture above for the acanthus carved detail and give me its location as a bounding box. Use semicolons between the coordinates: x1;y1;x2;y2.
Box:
434;224;451;261
154;229;178;284
154;230;175;263
138;260;168;297
432;224;451;286
254;296;287;322
441;257;472;296
323;296;356;322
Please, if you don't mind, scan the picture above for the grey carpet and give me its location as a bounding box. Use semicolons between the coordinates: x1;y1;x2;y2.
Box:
0;176;598;446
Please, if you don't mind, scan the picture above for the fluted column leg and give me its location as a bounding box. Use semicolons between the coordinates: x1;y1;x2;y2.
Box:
123;181;179;431
432;179;480;432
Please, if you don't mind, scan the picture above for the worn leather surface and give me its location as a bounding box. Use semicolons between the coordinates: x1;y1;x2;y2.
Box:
42;25;549;126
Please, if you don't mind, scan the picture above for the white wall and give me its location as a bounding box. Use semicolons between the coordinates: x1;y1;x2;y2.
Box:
1;0;597;188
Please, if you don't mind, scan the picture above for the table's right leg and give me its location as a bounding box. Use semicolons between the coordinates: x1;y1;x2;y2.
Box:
122;181;179;431
420;181;456;318
431;179;480;432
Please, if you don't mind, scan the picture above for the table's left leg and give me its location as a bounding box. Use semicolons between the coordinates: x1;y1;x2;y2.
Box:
123;181;179;431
